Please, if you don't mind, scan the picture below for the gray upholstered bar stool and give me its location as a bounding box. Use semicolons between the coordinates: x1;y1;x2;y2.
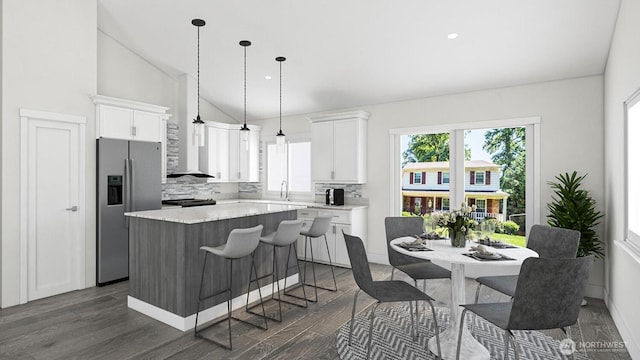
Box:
194;224;266;350
248;219;307;322
296;216;337;303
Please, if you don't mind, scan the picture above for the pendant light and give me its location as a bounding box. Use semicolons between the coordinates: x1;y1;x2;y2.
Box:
239;40;251;145
191;19;206;147
275;56;286;152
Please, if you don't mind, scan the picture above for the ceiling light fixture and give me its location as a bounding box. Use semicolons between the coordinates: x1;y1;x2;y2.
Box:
239;40;251;144
447;33;459;40
265;75;272;80
275;56;286;152
191;19;206;147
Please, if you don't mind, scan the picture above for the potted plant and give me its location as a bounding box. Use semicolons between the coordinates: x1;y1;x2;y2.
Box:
546;171;604;259
432;202;478;247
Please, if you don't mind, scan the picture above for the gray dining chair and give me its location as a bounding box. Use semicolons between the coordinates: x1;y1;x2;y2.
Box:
343;232;442;359
456;255;593;360
385;217;451;290
473;224;580;302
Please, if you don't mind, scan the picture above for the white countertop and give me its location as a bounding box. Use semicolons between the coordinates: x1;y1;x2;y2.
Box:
126;202;306;224
217;199;368;210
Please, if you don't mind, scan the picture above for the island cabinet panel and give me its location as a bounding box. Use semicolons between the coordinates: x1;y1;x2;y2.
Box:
129;210;297;317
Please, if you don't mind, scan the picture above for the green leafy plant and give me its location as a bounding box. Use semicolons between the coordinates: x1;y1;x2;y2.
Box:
502;220;520;235
547;171;604;259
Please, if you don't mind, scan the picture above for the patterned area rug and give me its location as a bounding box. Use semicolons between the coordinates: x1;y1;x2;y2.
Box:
336;305;589;360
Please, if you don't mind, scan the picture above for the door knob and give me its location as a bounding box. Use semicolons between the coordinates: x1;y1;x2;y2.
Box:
65;206;78;212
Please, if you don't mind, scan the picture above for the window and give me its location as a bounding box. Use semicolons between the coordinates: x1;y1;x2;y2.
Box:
266;140;311;196
626;89;640;250
413;172;422;184
474;171;485;185
475;199;486;213
442;172;450;184
442;198;450;211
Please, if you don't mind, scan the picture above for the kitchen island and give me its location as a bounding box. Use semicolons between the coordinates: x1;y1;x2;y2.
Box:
125;202;306;331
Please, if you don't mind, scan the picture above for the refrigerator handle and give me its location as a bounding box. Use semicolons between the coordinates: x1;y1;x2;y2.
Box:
130;158;135;211
124;158;130;228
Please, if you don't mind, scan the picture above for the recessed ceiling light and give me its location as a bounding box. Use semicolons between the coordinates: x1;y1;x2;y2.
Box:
447;33;459;40
265;75;272;80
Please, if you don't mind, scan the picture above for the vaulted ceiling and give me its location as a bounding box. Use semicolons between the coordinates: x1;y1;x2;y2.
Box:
98;0;620;121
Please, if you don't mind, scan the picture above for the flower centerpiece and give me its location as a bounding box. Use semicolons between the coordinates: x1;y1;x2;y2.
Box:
432;202;478;247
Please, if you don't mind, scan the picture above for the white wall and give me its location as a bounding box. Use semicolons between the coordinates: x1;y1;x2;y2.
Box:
98;30;177;115
254;74;606;299
603;0;640;357
1;0;98;307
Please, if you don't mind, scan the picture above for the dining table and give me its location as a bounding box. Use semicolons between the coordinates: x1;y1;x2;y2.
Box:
390;236;538;360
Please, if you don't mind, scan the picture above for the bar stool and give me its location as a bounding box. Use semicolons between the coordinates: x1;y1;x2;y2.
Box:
194;224;266;350
295;216;337;302
248;219;307;322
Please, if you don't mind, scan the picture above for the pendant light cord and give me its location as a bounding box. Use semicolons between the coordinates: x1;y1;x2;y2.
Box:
279;60;283;131
197;26;200;118
243;45;247;127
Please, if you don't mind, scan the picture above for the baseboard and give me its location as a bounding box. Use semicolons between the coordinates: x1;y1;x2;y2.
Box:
584;283;604;300
604;288;640;359
128;274;298;332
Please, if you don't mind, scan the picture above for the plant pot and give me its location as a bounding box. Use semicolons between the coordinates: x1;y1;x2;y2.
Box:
450;230;467;248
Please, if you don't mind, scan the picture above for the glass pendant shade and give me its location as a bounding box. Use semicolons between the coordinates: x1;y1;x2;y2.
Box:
276;130;286;153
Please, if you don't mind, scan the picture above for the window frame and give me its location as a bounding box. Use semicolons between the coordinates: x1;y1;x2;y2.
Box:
474;171;485;185
442;172;450;184
625;88;640;252
390;116;540;234
263;135;313;200
413;172;422;184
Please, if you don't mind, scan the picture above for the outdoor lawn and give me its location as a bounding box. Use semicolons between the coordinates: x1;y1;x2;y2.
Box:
489;233;526;247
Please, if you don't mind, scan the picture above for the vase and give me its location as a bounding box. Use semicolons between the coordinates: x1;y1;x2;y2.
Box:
450;230;467;247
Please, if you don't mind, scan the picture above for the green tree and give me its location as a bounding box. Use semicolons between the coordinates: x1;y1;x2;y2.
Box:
403;133;470;165
483;127;526;217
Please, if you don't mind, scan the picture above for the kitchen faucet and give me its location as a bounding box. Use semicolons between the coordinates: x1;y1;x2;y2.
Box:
280;180;289;200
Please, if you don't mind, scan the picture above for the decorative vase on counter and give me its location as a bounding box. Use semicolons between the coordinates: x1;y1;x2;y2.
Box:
450;230;467;248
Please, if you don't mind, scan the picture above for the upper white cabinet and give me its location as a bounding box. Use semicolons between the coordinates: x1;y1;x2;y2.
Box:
93;95;169;143
310;110;369;183
199;121;260;182
92;95;171;179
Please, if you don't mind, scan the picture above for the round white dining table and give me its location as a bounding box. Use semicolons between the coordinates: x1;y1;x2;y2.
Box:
390;237;538;360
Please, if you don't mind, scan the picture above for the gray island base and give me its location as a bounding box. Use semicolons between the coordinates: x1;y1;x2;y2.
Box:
125;203;305;331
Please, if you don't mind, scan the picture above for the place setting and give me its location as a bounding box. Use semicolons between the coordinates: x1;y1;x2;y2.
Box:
464;243;516;261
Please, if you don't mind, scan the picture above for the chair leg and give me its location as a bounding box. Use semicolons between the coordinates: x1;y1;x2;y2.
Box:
427;299;442;359
510;331;519;360
409;300;416;340
503;329;511;360
194;252;209;337
308;236;320;302
367;303;380;360
281;243;310;307
471;283;482;333
455;308;468;360
390;267;395;280
349;289;360;346
244;252;268;330
323;234;338;292
226;259;233;350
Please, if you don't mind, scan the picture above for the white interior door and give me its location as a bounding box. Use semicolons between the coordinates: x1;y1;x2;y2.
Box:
21;109;86;302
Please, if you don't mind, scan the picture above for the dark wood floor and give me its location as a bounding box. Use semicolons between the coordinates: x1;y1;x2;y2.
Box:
0;263;631;360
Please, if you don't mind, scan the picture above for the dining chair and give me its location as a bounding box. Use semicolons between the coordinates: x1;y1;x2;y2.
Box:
473;224;580;302
456;255;593;360
384;217;451;291
343;232;442;359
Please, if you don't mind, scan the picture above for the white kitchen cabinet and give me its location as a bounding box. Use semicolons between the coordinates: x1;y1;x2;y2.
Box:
310;110;368;183
93;95;171;179
199;125;230;180
200;122;260;182
297;206;368;268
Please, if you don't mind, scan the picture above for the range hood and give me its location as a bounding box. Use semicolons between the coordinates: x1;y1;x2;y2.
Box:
166;171;214;178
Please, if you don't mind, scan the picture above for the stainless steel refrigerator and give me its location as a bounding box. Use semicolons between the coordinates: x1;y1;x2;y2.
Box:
97;139;162;285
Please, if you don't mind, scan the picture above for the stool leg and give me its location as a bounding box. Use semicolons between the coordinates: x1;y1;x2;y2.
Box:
323;234;338;292
308;236;319;302
226;259;233;350
282;242;309;307
194;252;209;337
273;245;284;321
245;251;268;330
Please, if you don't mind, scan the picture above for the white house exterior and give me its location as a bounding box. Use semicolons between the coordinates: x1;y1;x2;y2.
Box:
402;160;509;221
